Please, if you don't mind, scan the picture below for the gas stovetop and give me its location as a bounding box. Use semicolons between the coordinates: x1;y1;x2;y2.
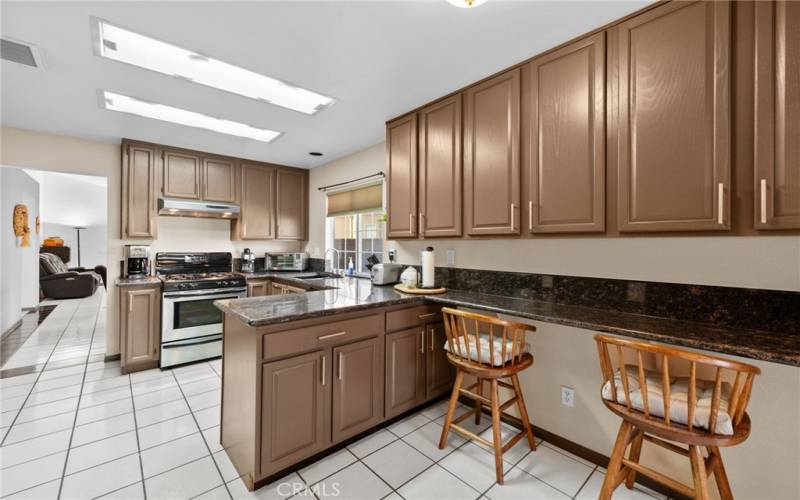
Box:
155;252;246;292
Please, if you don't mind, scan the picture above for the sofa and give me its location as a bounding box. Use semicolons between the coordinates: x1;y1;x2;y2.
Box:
39;252;101;299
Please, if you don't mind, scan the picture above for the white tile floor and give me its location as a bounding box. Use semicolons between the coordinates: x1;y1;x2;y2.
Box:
0;292;667;499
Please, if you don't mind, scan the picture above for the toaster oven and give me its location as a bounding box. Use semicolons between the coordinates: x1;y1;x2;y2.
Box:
265;252;308;271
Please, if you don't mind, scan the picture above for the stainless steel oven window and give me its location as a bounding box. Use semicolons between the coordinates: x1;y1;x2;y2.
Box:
173;299;221;329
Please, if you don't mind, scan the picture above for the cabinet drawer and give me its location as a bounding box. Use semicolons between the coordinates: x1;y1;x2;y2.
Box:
262;313;383;361
386;305;442;332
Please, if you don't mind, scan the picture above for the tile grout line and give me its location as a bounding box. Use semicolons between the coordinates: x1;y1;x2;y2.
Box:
0;301;84;447
56;295;103;499
127;372;148;500
170;369;233;500
572;465;599;500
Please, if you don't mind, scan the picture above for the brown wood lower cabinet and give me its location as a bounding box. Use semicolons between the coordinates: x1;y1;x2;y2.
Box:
425;322;455;399
332;337;384;442
385;327;425;418
260;350;328;477
247;279;271;297
119;285;161;374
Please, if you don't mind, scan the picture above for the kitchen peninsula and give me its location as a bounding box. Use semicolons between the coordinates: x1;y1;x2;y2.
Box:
215;273;799;490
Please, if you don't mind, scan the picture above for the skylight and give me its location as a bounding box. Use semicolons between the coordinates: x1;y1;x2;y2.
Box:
101;91;281;143
96;20;335;115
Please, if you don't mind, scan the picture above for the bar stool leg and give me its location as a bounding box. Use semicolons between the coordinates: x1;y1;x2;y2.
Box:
474;379;484;425
439;369;464;450
489;379;504;484
707;446;733;500
689;445;710;500
600;420;634;500
510;374;536;450
625;430;644;489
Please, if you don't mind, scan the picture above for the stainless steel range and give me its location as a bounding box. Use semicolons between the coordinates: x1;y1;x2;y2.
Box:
156;252;246;368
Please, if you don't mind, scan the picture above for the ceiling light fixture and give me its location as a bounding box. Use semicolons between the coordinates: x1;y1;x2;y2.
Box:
446;0;488;8
94;19;335;115
100;90;281;143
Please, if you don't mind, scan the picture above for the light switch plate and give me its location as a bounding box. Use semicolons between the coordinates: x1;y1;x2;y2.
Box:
446;249;456;266
561;386;575;407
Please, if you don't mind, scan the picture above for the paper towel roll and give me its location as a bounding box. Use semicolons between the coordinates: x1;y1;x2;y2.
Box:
421;247;434;288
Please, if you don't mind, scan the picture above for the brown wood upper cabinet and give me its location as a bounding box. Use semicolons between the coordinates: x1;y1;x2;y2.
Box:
755;0;800;230
464;68;521;235
233;163;276;240
162;150;202;200
616;1;731;232
119;285;160;374
526;33;605;233
122;143;158;239
386;114;418;238
203;158;238;203
419;95;462;237
276;168;308;240
332;336;383;443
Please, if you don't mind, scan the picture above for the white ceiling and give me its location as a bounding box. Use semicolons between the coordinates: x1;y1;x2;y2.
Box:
1;1;649;168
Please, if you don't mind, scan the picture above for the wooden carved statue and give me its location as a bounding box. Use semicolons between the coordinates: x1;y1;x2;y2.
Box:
13;204;31;247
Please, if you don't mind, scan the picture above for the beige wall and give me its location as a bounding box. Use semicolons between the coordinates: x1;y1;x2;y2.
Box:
1;127;301;355
308;141;800;500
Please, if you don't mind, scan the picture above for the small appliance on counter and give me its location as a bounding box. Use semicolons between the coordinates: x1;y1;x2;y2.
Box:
240;248;255;273
370;263;403;285
266;252;308;271
420;246;435;288
124;245;150;278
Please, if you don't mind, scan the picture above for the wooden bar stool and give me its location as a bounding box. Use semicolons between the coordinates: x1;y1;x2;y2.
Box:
438;307;537;484
594;334;760;500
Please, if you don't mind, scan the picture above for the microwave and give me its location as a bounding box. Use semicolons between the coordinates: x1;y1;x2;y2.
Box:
265;252;308;271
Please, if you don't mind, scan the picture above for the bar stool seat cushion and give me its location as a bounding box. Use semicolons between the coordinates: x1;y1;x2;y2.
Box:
602;365;734;435
444;333;531;366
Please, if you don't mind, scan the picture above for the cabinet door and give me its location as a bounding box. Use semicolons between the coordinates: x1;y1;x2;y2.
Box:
755;1;800;229
203;158;238;203
121;287;160;369
163;150;201;199
419;95;462;237
122;143;157;239
617;1;731;232
276;169;308;240
527;33;605;233
332;337;383;443
247;280;269;297
386;114;418;238
237;163;275;240
425;322;454;400
385;327;425;418
464;68;521;235
260;350;329;476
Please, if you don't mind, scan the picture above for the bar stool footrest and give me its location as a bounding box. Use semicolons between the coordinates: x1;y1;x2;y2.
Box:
621;459;696;498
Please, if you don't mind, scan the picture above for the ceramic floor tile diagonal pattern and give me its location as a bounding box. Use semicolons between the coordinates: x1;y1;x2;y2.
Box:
0;290;665;500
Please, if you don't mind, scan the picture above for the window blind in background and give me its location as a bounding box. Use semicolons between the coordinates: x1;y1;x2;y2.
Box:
326;182;383;217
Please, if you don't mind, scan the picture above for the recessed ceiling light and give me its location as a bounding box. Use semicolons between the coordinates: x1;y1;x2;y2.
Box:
309;152;323;157
100;90;281;143
94;19;335;115
447;0;488;8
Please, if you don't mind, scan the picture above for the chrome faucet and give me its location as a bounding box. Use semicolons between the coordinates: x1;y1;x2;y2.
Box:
324;248;341;275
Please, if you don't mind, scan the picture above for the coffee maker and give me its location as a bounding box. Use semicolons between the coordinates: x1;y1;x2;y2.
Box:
240;248;255;273
124;245;150;278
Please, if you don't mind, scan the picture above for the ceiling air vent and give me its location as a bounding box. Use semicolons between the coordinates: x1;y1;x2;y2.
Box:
1;38;42;68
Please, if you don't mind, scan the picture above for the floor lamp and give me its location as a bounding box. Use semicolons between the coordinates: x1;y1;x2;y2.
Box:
73;226;86;267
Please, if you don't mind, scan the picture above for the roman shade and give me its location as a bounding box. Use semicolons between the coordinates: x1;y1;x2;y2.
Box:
326;182;383;217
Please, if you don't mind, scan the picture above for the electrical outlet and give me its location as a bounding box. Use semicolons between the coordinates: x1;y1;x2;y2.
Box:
446;249;456;266
561;386;575;407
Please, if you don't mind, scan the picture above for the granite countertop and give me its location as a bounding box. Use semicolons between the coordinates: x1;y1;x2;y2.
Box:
215;277;800;367
115;276;162;287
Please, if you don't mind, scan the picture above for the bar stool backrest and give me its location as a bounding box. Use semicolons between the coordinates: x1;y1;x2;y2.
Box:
442;307;534;368
594;334;760;436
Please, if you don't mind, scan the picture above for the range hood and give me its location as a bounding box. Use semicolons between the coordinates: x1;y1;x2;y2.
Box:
158;198;240;219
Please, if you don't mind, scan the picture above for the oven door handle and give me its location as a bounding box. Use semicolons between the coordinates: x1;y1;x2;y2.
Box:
162;336;222;349
163;287;247;298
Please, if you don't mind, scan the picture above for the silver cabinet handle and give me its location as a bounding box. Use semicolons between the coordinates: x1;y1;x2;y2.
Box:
418;312;438;320
321;355;326;386
510;203;516;230
409;213;415;234
760;179;768;224
128;295;133;312
419;213;425;236
717;183;724;225
338;352;343;380
419;330;425;354
318;331;347;341
528;200;533;231
429;328;434;350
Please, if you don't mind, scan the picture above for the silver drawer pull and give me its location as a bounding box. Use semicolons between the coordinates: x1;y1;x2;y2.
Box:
418;312;438;319
318;331;346;341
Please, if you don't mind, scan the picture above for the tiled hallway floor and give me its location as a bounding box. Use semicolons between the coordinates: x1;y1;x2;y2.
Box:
0;293;665;500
